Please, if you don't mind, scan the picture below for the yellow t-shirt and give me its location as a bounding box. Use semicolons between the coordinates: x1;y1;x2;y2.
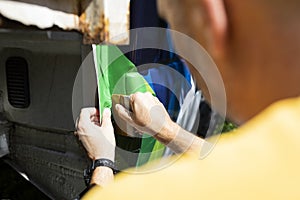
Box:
83;97;300;199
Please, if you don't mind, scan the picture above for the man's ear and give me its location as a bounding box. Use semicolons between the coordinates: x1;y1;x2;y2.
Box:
201;0;228;58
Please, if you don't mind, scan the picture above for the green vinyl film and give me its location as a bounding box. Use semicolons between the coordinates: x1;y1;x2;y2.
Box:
94;45;165;167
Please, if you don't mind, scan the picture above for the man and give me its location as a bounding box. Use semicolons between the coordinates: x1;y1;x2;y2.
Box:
75;0;300;199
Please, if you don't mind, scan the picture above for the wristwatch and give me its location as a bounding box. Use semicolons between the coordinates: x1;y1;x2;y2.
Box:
83;158;119;186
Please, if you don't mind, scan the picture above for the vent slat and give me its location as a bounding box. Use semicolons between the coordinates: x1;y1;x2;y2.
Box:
7;82;26;86
7;87;26;91
8;97;26;101
7;94;26;98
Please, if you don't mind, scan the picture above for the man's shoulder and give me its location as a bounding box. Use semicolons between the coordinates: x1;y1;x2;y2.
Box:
83;97;300;199
230;96;300;142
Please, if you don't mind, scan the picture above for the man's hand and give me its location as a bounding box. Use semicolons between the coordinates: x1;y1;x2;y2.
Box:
115;92;204;154
75;108;115;161
115;92;173;136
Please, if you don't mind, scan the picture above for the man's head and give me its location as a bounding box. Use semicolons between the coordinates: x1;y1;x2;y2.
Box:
157;0;300;124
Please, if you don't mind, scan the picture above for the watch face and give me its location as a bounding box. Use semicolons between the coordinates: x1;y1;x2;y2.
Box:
83;168;92;186
83;159;119;186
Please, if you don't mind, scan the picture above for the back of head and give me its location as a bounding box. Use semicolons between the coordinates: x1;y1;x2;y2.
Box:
157;0;300;124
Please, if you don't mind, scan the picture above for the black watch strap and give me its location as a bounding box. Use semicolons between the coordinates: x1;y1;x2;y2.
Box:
84;158;119;186
93;159;115;171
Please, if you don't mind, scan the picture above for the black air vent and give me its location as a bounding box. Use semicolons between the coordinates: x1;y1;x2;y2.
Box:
6;57;30;108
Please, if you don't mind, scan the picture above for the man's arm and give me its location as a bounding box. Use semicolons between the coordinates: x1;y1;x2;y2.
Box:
115;92;204;154
90;167;114;187
75;108;116;187
154;120;204;154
